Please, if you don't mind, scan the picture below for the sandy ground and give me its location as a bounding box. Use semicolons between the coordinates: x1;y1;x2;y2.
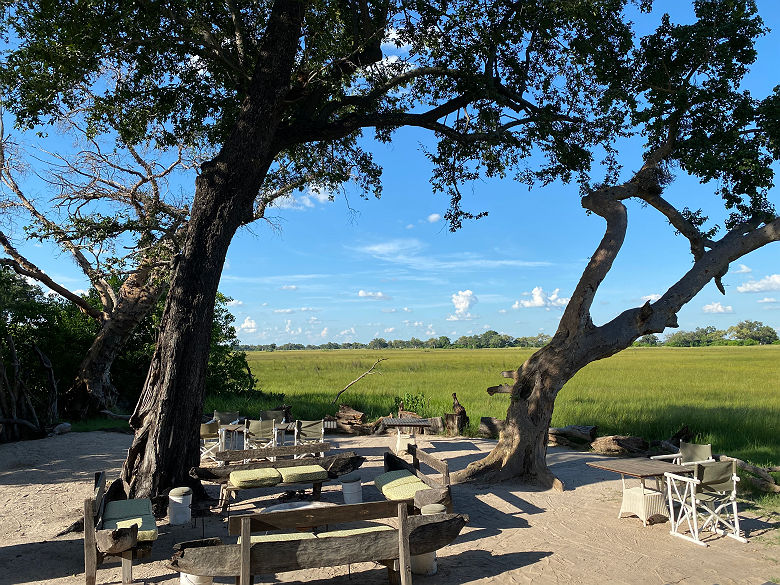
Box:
0;431;777;585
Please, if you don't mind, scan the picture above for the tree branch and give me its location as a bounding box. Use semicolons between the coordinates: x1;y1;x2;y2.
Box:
331;358;386;404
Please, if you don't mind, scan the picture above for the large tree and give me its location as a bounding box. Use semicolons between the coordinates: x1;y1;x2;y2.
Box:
453;1;780;487
2;0;643;503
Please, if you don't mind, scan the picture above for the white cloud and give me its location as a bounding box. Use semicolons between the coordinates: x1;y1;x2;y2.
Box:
733;264;752;274
498;309;507;314
73;289;88;296
320;327;329;338
412;321;424;327
402;307;412;313
405;224;414;230
757;297;777;303
270;185;333;210
702;301;733;314
307;316;321;324
238;317;257;334
358;290;391;300
281;285;298;291
427;213;441;223
384;327;395;334
339;327;357;336
226;299;243;307
513;287;569;310
299;307;314;312
425;326;436;336
641;294;662;303
447;289;477;321
284;320;302;335
737;274;780;293
274;308;295;314
381;308;397;313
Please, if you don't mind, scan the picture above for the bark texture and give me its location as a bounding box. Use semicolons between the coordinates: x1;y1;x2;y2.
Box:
121;0;306;502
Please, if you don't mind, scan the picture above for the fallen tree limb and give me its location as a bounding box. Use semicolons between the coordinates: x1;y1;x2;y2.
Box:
331;358;385;404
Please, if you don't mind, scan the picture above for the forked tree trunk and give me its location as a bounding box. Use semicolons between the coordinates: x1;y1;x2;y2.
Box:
121;0;305;504
66;268;166;417
453;346;574;489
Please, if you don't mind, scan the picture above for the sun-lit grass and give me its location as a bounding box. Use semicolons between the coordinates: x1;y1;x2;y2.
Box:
205;346;780;467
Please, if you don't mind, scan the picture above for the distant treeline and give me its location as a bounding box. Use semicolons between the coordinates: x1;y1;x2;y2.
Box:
240;321;779;351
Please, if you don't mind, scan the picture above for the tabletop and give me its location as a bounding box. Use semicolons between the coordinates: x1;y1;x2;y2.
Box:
586;458;691;479
383;417;432;428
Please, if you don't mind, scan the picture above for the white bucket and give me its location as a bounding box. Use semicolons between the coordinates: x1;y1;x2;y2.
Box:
410;503;446;575
180;573;212;585
340;474;363;504
169;487;192;525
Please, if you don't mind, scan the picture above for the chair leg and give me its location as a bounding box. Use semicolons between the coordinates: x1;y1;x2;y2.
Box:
120;550;141;585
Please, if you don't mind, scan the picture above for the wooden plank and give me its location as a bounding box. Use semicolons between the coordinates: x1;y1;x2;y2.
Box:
586;459;690;478
120;550;133;584
84;498;98;585
95;525;138;554
407;445;449;482
92;472;106;517
216;442;331;462
171;514;467;577
397;503;412;585
192;452;364;483
240;518;251;585
228;500;409;534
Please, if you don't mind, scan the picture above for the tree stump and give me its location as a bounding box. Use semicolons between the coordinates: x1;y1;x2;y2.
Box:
444;414;467;435
478;417;504;438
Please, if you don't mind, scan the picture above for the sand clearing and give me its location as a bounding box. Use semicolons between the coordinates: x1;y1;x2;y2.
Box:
0;431;777;585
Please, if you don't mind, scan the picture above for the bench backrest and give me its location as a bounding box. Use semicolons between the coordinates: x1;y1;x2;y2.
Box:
215;442;331;463
227;500;411;534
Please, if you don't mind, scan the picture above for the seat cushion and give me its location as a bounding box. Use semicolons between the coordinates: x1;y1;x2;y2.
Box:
239;532;317;544
101;514;158;542
374;470;419;493
102;498;158;542
320;524;394;538
279;465;328;483
230;468;282;489
383;479;429;501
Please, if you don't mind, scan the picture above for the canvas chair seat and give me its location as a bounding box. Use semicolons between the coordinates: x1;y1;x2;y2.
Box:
200;421;220;463
244;419;277;456
664;459;747;547
651;440;714;466
294;419;325;459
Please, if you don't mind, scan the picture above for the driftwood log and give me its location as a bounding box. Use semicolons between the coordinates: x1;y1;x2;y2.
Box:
590;435;648;455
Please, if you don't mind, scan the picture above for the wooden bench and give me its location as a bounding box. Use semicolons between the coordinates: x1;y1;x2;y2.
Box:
84;472;158;585
169;500;468;584
190;443;365;513
373;444;452;512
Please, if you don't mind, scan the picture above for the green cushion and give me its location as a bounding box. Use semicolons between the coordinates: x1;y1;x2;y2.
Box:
383;479;428;501
239;532;317;544
230;468;282;489
103;498;153;520
102;514;158;542
320;524;394;538
374;470;418;492
279;465;328;483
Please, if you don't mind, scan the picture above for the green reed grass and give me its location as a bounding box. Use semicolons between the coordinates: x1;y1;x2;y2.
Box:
206;346;778;467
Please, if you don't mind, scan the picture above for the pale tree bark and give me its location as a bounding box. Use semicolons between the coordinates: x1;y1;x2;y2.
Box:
453;150;780;489
121;0;307;504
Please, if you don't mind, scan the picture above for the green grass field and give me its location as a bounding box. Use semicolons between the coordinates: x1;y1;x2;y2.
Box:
207;346;779;468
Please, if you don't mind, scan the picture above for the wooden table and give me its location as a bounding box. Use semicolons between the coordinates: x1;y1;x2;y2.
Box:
587;458;692;526
383;418;432;454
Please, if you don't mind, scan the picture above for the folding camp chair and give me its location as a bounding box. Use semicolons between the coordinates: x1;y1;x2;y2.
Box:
244;419;277;450
199;421;220;463
664;460;747;546
294;419;325;458
258;410;287;444
652;440;714;466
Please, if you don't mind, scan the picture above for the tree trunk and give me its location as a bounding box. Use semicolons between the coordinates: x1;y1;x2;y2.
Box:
121;0;305;504
66;268;165;417
452;346;572;489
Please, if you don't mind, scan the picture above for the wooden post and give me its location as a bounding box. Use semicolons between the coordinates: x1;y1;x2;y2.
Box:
397;503;412;585
84;499;97;585
240;516;251;585
120;550;134;584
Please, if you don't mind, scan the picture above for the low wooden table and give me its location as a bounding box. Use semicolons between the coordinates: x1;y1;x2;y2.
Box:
587;458;692;526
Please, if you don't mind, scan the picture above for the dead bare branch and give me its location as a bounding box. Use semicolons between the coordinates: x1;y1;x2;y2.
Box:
331;358;386;404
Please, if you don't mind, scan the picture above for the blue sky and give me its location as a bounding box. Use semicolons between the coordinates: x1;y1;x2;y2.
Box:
7;2;780;345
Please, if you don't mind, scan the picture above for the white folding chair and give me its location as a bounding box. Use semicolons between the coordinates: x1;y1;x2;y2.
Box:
199;421;220;463
664;460;747;546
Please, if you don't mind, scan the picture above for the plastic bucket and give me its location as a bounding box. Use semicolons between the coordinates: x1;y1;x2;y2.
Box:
340;473;363;504
169;487;192;525
410;503;446;575
180;573;212;585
